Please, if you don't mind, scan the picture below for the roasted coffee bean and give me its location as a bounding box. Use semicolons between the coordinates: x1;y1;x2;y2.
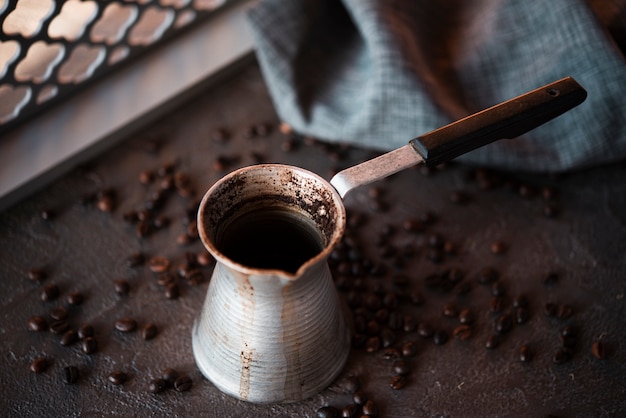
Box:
165;282;180;299
382;347;402;361
489;296;504;314
443;241;457;255
402;219;424;233
157;273;176;287
490;241;507;255
388;312;402;330
174;375;193;392
392;360;410;376
108;370;128;385
41;284;60;302
128;252;145;267
403;314;416;332
477;267;498;284
136;220;153;238
77;324;94;340
316;406;339;418
28;316;48;332
485;335;500;349
452;325;472;341
402;341;418;357
81;337;97;354
161;368;179;386
365;336;381;353
491;280;506;297
340;404;359;418
49;306;68;321
495;314;513;334
380;328;396;348
30;357;49;373
28;268;47;282
374;309;390;324
123;210;139;223
196;251;214;266
49;319;69;335
66;291;84;306
389;375;407;390
139;170;155;184
561;325;577;338
62;366;79;384
362;399;379;417
148;256;171;273
458;309;474;324
552;349;571;364
456;281;472;295
149;378;168;394
96;195;115;212
513;294;529;308
364;293;382;311
417;322;434;338
442;302;458;318
433;331;448;345
591;341;607;360
115;318;137;333
142;323;158;340
40;209;53;221
352;390;368;406
60;330;78;346
519;345;533;362
515;307;530;324
408;290;424;306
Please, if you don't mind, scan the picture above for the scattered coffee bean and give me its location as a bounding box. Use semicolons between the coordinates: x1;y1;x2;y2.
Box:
49;319;69;335
60;330;78;346
495;314;513;334
442;302;458;318
113;279;130;295
491;280;506;297
489;296;504;314
66;291;84;306
81;337;97;354
340;404;359;418
174;375;193;392
142;323;158;340
149;378;168;394
63;366;80;384
490;241;507;255
128;252;145;267
27;316;48;332
433;330;448;345
161;368;179;387
591;341;607;360
28;268;47;282
513;294;529;308
165;282;180;299
49;306;68;321
392;360;410;376
417;322;434;338
41;284;60;302
362;399;379;417
382;347;402;361
115;318;137;333
108;370;128;385
544;302;558;317
519;345;533;362
389;375;407;390
343;375;361;394
452;325;472;341
477;267;498;284
458;309;474;324
380;328;396;348
30;357;49;373
139;170;155;185
557;304;573;319
485;335;500;349
352;390;368;406
316;406;339;418
401;341;417;357
365;336;381;353
148;256;171;273
515;307;530;324
77;324;94;340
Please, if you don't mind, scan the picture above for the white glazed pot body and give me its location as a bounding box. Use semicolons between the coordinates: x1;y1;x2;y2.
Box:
193;164;350;403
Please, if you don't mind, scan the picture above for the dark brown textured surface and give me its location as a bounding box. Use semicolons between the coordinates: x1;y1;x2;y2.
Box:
1;62;626;417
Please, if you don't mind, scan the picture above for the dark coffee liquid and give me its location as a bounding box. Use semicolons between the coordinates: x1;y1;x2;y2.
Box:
217;210;323;274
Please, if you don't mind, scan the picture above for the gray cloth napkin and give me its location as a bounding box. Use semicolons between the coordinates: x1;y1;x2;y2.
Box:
247;0;626;172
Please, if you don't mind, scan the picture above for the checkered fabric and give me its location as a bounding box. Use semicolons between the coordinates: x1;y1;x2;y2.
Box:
248;0;626;172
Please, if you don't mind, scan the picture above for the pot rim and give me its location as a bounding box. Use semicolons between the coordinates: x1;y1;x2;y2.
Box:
197;163;346;279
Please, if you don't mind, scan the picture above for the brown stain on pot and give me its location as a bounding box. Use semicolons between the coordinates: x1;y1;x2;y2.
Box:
235;274;254;401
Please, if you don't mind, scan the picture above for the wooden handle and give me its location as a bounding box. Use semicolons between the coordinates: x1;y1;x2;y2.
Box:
409;77;587;167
